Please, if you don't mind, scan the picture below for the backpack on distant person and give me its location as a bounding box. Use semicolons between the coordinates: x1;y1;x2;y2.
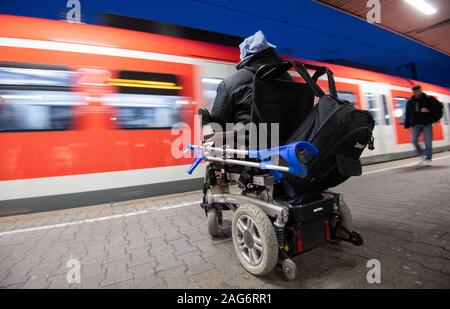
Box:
430;96;444;122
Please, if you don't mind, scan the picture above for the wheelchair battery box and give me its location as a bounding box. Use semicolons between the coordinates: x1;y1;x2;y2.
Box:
286;218;329;255
288;193;334;223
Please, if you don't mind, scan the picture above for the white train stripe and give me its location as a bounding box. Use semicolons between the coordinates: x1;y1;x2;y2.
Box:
0;37;232;66
0;163;206;201
1;37;448;97
0;200;202;236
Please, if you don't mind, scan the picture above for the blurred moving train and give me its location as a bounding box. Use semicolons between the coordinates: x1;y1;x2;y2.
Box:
0;14;449;215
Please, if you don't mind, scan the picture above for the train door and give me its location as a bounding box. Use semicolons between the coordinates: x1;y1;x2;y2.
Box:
360;83;395;156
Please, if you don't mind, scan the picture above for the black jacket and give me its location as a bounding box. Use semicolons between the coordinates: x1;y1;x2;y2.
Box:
404;92;442;129
210;47;288;128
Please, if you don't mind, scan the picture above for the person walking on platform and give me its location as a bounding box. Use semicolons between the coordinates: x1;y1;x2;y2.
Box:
404;85;443;167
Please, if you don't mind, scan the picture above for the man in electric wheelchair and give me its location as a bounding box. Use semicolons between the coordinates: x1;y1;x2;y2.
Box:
185;31;375;280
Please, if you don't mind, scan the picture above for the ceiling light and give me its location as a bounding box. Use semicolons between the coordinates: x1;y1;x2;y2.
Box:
201;78;222;84
404;0;437;15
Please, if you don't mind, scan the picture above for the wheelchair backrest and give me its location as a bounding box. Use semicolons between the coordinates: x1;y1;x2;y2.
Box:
250;62;314;148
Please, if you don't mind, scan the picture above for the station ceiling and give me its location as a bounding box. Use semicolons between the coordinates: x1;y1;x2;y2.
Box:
317;0;450;55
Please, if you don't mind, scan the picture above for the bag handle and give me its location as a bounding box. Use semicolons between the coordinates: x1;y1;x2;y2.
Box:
292;61;337;98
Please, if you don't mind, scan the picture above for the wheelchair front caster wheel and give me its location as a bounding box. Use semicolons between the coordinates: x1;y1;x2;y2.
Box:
281;259;297;281
350;231;363;246
207;208;222;237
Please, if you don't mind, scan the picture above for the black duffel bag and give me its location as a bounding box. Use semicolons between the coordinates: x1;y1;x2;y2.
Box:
284;62;375;193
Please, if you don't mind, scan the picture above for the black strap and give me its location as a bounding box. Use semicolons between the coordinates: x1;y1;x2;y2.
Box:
242;66;267;125
326;68;337;98
293;62;325;97
292;61;337;98
312;70;324;82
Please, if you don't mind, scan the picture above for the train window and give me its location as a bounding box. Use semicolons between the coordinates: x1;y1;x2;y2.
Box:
104;93;187;128
364;93;379;125
0;90;82;131
381;95;391;125
0;64;81;132
104;71;186;129
0;65;73;87
393;97;408;125
201;77;223;108
337;91;356;106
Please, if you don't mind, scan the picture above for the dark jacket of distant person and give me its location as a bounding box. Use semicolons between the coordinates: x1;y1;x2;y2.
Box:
404;92;442;129
210;31;291;128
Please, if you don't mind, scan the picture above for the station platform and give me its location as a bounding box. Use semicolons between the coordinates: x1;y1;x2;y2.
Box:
1;153;449;289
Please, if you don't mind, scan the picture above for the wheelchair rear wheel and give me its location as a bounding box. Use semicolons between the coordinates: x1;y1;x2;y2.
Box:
231;204;278;276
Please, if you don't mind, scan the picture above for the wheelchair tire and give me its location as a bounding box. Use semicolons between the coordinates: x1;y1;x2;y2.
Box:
207;208;222;237
231;204;278;276
281;258;297;281
338;198;353;232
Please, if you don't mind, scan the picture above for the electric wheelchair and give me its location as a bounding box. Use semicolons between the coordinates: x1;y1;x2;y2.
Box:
185;61;363;280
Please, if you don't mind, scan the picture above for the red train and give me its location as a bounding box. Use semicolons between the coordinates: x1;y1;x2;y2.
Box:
0;15;449;215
